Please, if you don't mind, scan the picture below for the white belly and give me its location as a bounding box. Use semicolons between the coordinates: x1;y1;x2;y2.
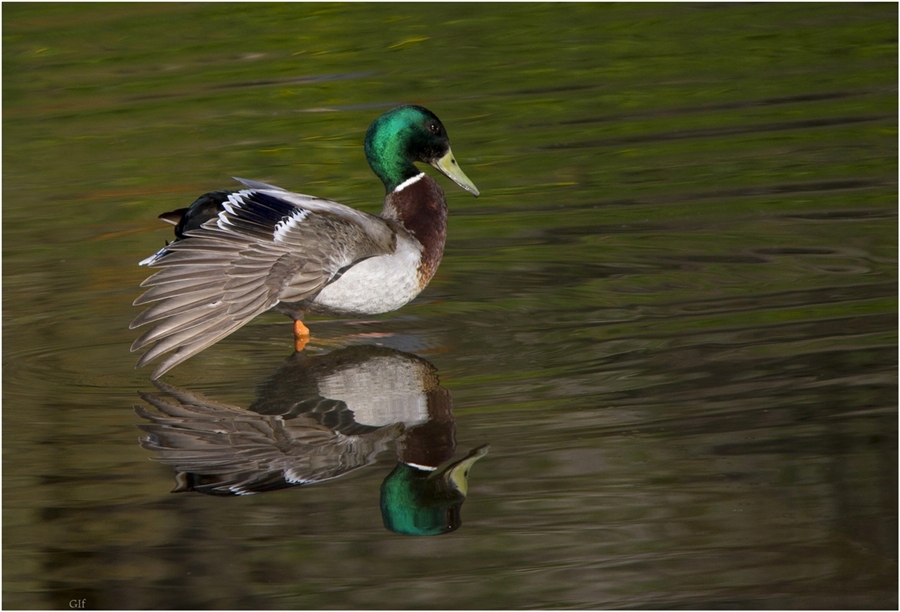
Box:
311;238;423;315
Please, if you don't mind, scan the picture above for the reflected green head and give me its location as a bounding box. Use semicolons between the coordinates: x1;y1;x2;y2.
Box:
380;463;464;536
380;445;488;536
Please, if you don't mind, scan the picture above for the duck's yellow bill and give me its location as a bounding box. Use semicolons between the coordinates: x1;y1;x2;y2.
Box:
432;148;480;197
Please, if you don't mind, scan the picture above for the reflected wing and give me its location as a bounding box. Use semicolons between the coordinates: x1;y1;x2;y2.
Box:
135;381;402;495
131;188;395;378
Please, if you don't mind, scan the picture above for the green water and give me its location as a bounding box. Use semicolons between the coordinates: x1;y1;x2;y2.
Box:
3;3;897;609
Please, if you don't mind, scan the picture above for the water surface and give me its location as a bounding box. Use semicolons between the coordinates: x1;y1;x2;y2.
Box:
3;3;897;609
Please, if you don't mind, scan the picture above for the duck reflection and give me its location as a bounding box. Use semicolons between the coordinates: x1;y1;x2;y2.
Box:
135;345;488;536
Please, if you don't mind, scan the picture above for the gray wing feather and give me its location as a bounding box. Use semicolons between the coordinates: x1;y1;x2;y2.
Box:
232;177;286;192
131;189;395;378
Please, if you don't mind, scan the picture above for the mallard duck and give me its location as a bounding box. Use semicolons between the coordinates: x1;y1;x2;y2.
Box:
131;105;479;379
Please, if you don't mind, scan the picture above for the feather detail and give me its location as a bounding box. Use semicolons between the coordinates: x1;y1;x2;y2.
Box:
131;187;396;378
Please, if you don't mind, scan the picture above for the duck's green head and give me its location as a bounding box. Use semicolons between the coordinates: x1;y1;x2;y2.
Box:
365;105;479;197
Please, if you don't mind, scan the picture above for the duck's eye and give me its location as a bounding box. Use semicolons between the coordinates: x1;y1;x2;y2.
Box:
427;122;441;135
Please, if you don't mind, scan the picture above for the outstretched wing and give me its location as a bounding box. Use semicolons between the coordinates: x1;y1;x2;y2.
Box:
131;187;395;379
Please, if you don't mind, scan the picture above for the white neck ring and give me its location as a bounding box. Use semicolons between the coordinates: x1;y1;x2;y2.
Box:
393;172;426;193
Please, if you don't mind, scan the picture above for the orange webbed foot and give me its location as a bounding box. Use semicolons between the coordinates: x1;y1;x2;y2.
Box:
293;320;310;352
